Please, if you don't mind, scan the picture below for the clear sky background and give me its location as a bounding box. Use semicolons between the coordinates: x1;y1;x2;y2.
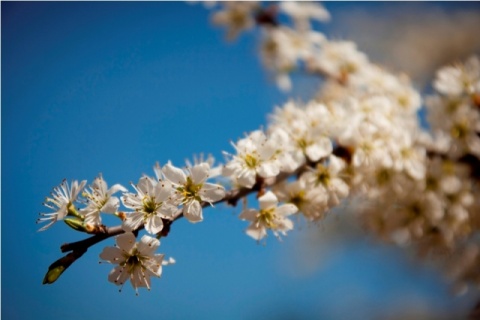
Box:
2;2;480;319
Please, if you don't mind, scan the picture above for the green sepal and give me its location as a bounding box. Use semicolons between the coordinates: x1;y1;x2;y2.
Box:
66;203;84;219
64;217;89;233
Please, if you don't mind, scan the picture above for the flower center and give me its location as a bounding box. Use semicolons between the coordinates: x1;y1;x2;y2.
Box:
451;121;469;139
315;164;330;186
297;138;309;151
229;9;248;28
290;190;306;209
143;197;160;215
244;154;259;169
376;169;391;185
257;208;277;229
178;177;202;201
124;250;143;273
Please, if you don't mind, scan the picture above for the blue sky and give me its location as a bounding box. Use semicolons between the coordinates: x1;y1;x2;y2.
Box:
2;2;479;319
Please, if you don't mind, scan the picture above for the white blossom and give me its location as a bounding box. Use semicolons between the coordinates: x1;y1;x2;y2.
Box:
302;155;349;208
280;1;330;31
122;176;177;235
80;174;127;227
310;40;368;81
163;162;225;223
434;56;480;96
100;232;165;294
273;178;327;221
223;130;281;188
38;179;87;231
211;2;259;41
239;191;298;241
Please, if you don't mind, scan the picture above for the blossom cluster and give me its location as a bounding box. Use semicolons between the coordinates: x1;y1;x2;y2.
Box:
209;1;480;293
39;161;225;292
39;1;480;295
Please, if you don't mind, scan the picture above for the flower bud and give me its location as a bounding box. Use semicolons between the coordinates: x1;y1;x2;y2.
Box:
43;265;65;284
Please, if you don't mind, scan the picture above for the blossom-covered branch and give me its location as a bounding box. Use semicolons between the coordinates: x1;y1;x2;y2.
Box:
39;1;480;298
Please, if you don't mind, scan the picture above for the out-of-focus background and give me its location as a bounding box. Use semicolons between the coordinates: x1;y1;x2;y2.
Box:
2;2;480;319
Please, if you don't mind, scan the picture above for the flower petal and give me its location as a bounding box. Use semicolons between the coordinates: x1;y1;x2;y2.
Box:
100;246;123;263
145;215;164;234
183;200;203;223
154;181;172;202
144;255;164;277
237;169;256;188
239;208;258;221
259;191;278;210
136;177;153;196
158;203;178;219
246;224;267;241
122;212;144;232
200;183;225;202
137;235;160;256
190;163;210;184
108;183;128;196
102;197;120;213
108;265;129;286
163;164;187;185
258;161;280;178
276;203;298;217
115;232;137;253
306;138;332;161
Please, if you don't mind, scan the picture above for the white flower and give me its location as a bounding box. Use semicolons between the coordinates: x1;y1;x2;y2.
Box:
269;100;339;172
302;155;349;208
260;26;325;90
223;130;281;188
273;178;327;221
211;2;259;41
100;232;165;294
434;56;480;96
163;162;225;223
37;179;87;231
390;133;426;180
80;174;127;227
310;40;368;81
185;153;223;178
280;1;330;31
122;176;177;235
239;191;298;241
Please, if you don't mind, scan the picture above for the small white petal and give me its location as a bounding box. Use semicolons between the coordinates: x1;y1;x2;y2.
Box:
258;191;278;210
154;182;172;202
276;203;298;217
108;265;129;285
237;169;256;188
100;246;124;263
145;215;164;235
306;138;332;161
246;224;267;241
144;255;164;276
257;162;280;178
239;208;259;221
200;183;225;202
163;164;187;185
102;197;120;213
115;232;137;253
158;203;178;219
122;212;144;232
137;235;160;256
183;200;203;223
108;184;128;196
190;163;210;184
